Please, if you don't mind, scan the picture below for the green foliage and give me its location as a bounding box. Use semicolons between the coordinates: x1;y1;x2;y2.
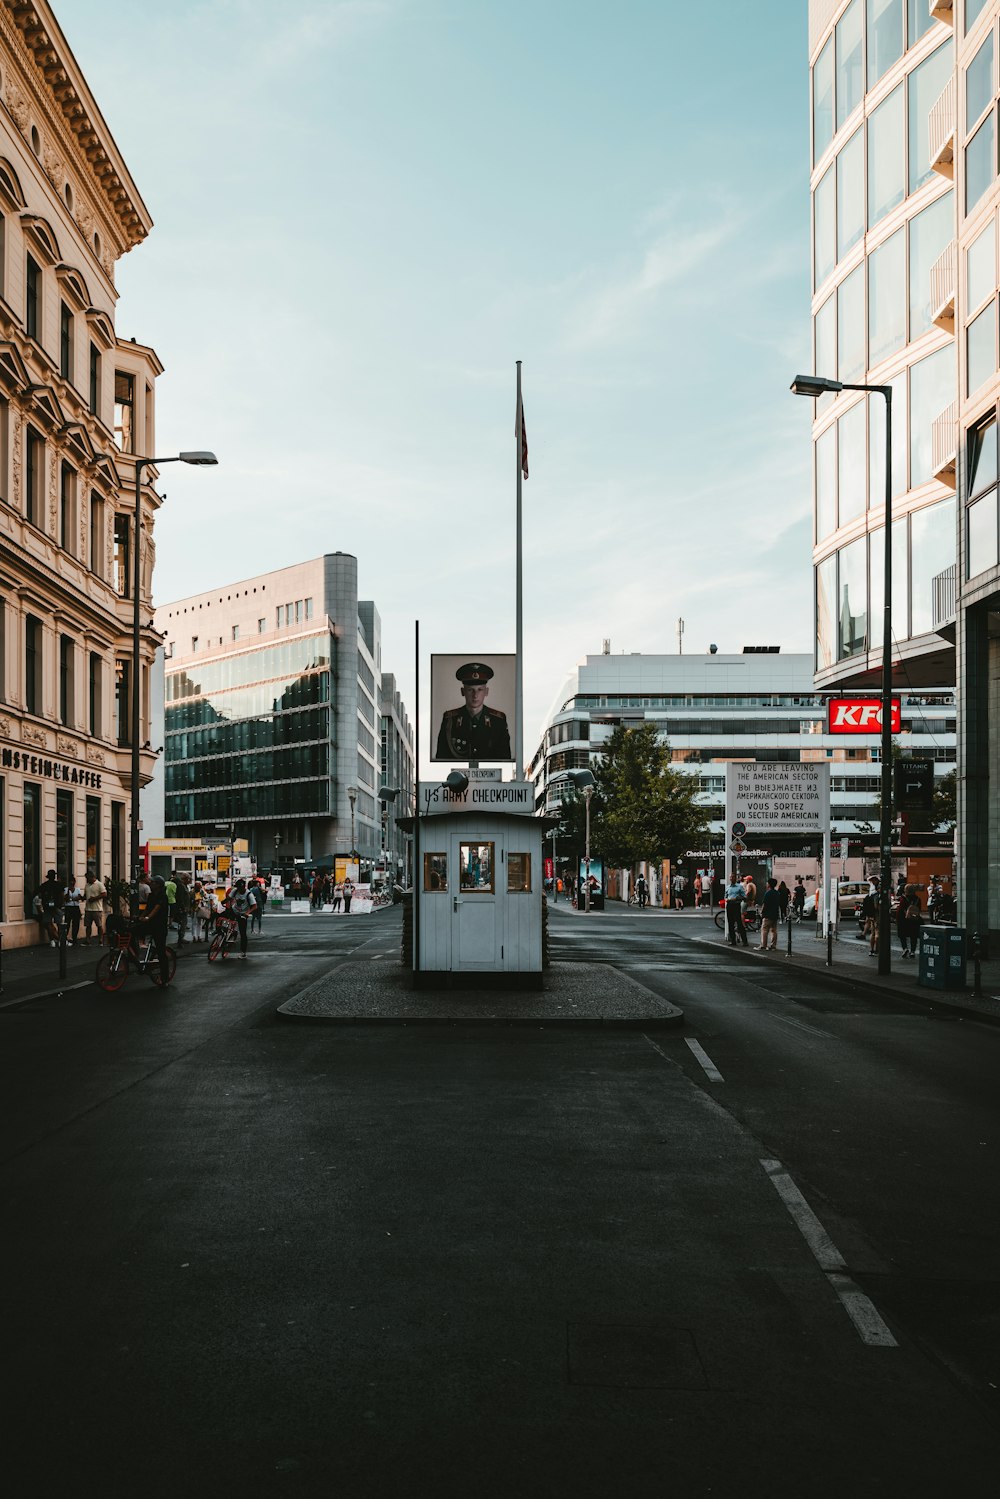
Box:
552;724;707;870
932;768;956;830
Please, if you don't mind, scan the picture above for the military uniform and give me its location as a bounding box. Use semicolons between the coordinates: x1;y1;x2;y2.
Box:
435;661;512;761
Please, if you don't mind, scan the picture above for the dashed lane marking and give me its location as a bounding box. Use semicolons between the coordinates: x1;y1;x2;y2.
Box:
760;1158;897;1348
683;1037;725;1082
766;1011;837;1040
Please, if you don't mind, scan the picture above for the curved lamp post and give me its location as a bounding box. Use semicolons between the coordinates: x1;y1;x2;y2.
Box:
131;451;217;912
346;785;358;864
791;373;893;975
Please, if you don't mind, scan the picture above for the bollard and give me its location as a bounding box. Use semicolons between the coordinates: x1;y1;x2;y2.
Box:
971;932;983;998
58;916;67;982
786;911;792;957
826;920;833;967
0;928;3;993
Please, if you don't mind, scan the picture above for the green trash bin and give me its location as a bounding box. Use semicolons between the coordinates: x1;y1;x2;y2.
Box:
918;925;966;990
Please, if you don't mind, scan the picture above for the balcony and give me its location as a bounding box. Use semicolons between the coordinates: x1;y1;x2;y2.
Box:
928;76;955;178
931;563;957;637
929;240;956;329
931;401;957;487
929;0;953;25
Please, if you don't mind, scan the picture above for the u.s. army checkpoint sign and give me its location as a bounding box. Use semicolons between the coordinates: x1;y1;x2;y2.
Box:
725;762;830;838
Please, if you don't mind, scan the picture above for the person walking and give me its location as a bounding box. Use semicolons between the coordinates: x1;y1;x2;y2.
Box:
777;880;790;924
693;873;703;910
37;870;64;946
136;876;172;987
174;872;191;943
759;878;781;951
725;873;748;946
82;868;107;947
861;886;879;955
331;880;343;913
63;874;84;946
635;873;647;909
248;878;265;935
901;884;922;959
792;877;806;920
342;878;354;915
672;872;686;911
224;878;252;958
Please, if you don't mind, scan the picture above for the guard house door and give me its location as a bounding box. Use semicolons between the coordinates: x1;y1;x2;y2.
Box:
451;834;501;969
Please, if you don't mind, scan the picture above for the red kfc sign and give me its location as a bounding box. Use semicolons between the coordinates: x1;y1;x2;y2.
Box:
827;696;901;734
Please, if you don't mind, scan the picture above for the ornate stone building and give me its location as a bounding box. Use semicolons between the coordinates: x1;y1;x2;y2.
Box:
0;0;161;946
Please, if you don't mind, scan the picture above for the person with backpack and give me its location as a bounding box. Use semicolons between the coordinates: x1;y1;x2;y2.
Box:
248;878;265;935
173;872;191;942
900;884;922;959
224;878;252;958
861;886;879;955
37;870;64;946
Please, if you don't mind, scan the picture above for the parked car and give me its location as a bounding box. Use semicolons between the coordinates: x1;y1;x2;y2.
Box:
836;881;872;920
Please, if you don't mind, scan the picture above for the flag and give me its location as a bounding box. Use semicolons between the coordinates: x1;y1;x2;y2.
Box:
516;392;528;480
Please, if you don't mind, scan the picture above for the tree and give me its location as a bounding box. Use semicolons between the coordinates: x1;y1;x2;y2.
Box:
585;723;706;868
932;768;956;832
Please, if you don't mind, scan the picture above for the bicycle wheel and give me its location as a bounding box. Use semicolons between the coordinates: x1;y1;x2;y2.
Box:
96;949;129;992
150;946;178;986
713;910;724;930
208;929;228;962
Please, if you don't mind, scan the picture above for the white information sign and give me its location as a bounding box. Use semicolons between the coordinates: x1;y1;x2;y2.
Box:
725;762;830;836
419;780;534;815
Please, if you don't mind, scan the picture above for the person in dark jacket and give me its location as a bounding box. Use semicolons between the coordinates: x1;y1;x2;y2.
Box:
37;870;64;946
758;879;781;951
137;876;172;986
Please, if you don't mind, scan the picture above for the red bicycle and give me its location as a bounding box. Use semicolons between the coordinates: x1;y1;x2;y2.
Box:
95;923;177;991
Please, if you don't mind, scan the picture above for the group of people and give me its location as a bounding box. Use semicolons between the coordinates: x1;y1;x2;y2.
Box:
32;869;110;947
298;872;355;912
724;873;791;949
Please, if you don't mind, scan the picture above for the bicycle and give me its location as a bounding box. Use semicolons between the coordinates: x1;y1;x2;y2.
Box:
714;905;761;935
208;913;242;962
95;924;177;992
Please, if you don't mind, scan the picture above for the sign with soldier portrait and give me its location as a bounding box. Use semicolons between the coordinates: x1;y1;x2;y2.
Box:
430;654;516;763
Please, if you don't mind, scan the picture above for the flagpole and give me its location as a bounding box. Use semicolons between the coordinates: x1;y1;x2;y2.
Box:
515;359;523;776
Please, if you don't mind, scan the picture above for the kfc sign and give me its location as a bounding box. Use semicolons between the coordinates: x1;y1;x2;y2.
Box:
827;696;901;734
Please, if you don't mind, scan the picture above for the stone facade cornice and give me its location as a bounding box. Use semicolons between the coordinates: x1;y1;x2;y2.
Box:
1;1;152;272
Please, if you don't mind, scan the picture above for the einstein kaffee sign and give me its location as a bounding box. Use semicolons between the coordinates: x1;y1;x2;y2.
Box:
725;762;830;838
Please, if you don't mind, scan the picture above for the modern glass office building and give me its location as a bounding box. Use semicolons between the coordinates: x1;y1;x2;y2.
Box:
156;554;412;873
808;0;1000;942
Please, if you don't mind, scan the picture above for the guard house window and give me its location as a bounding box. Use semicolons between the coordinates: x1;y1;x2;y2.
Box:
60;301;73;381
25;426;43;528
88;652;101;736
507;853;531;893
423;852;448;891
113;371;134;452
459;842;494;893
60;464;76;554
113;514;130;597
89;344;100;416
115;658;131;746
59;634;74;726
25;253;40;339
24;614;42;715
90;494;104;576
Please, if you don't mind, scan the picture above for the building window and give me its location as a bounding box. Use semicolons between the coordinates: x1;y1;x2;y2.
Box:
257;617;266;633
56;788;73;878
867;0;903;90
60;301;73;381
966;0;991;34
24;614;42;715
25;426;43;528
835;0;863;131
459;842;494;893
909;346;954;487
114;514;131;597
60;463;76;554
0;395;8;502
816;424;837;540
838;400;866;527
967;302;997;395
814;165;835;289
86;796;100;874
836;129;864;263
813;35;833;164
113;370;134;452
423;853;448;891
838;537;868;659
837;263;865;383
305;598;314;619
295;601;303;623
868;229;905;365
816;554;838;670
115;658;131;746
111;801;125;882
89;344;100;416
909;42;954;196
59;634;74;726
867;84;904;228
507;853;532;893
0;595;5;701
90;494;104;576
232;625;239;641
908;192;953;340
968;492;999;575
89;652;102;737
911;497;956;634
23;781;40;914
276;606;283;627
25;253;40;339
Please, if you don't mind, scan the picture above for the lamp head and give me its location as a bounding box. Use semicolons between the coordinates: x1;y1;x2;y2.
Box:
790;374;842;398
179;451;218;466
377;786;400;804
445;770;469;794
566;769;596;791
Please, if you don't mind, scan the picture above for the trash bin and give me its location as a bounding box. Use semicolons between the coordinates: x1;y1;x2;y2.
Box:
918;925;967;990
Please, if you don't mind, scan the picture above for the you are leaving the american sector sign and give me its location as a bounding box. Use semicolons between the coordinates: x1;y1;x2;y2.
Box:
725;762;830;838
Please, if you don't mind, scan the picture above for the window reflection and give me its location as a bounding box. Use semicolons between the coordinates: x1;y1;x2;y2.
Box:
969;417;998;494
838;400;867;526
424;853;448;891
838;537;868;658
909;345;953;487
911;498;956;634
968;493;999;576
837;130;864;261
908;42;954;195
813;36;834;163
867;0;903;89
967;302;996;395
814;168;836;288
459;843;494;893
836;0;863;130
868;231;905;365
908;192;953;338
867;85;904;227
816;554;838;670
966;114;995;216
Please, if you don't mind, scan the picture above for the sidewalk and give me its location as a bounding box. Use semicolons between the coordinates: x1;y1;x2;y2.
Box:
0;934;120;1007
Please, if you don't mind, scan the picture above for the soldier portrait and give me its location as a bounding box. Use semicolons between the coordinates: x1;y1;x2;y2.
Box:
431;656;514;763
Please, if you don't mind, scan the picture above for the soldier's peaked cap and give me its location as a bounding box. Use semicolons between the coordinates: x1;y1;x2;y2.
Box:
456;662;493;684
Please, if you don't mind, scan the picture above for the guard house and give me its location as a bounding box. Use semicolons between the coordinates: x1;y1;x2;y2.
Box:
406;779;547;989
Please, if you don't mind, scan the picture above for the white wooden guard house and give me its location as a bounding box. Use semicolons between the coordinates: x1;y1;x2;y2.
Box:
404;781;547;989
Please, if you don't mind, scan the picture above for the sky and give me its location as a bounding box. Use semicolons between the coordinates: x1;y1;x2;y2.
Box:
61;0;813;766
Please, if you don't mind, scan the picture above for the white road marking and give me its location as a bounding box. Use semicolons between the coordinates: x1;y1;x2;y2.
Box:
683;1037;725;1082
766;1012;836;1040
760;1159;897;1348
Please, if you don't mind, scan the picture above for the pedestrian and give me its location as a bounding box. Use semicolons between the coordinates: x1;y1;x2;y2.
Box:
224;878;252;958
63;873;84;946
725;872;748;946
331;880;343;912
164;871;177;925
343;878;354;914
792;876;806;919
901;884;922;959
82;868;107;946
693;873;703;909
635;873;647;909
777;880;790;923
136;876;172;987
861;886;879;955
758;878;781;950
248;878;265;935
174;872;191;943
189;880;205;942
743;874;757;916
896;885;910;956
672;872;686;910
37;869;64;946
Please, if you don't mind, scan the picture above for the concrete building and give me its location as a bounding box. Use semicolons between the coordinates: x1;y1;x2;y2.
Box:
528;649;954;878
806;0;999;942
0;0;162;946
155;554;413;877
379;671;414;883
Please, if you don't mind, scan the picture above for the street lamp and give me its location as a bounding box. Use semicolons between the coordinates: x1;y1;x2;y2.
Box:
565;768;596;913
346;785;358;863
792;372;894;974
130;451;217;913
377;786;400;881
550;826;558;902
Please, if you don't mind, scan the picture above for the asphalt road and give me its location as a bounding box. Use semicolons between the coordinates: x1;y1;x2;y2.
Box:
1;908;996;1497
